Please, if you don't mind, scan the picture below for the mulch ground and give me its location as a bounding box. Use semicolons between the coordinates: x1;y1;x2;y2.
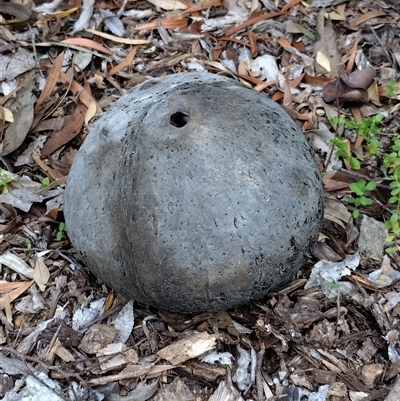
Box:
0;0;399;400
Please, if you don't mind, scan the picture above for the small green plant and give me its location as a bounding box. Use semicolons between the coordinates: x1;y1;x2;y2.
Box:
56;222;66;241
25;238;32;250
329;136;361;170
348;179;377;219
0;168;12;194
40;177;51;189
383;138;400;253
386;79;399;99
325;281;341;290
331;114;384;156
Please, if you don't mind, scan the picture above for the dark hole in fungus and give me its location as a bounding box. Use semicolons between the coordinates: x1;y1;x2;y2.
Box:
170;111;189;127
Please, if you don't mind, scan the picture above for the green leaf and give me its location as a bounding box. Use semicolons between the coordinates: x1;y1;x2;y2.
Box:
59;222;65;232
40;177;51;189
367;139;379;154
386;235;394;242
330;116;339;126
347;196;357;204
386;246;399;254
384;220;393;229
389;196;399;203
349;182;364;195
390;213;399;223
325;281;341;289
365;181;377;191
294;23;316;41
352;209;360;219
360;196;373;206
349;157;361;170
56;231;63;241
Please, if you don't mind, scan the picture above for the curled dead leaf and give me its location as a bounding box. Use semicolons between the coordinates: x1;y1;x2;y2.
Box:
323;76;369;103
0;204;19;235
345;68;376;89
0;2;31;28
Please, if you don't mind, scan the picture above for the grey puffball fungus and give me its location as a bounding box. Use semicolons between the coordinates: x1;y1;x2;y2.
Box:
64;72;324;313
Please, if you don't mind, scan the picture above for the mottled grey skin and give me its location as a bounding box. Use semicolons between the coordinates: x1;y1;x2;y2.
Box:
64;72;324;312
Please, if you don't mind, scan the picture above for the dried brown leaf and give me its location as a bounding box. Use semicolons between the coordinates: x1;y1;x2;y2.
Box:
133;18;189;31
0;282;28;291
34;258;50;291
322;77;369;103
146;0;187;10
85;102;97;125
283;76;292;108
314;11;342;77
0;77;36;156
225;10;286;36
59;72;101;112
108;46;138;76
0;106;14;123
35;51;64;112
32;154;62;180
0;204;18;235
61;38;112;55
303;74;333;86
0;281;34;311
84;29;148;45
350;10;387;27
0;2;31;27
41;102;87;158
282;0;303;12
182;0;222;14
346;39;359;75
345;68;376;89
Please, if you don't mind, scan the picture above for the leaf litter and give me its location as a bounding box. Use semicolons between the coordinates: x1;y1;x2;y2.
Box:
0;0;400;400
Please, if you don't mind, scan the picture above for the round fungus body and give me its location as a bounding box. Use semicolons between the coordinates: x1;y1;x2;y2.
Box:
64;72;324;313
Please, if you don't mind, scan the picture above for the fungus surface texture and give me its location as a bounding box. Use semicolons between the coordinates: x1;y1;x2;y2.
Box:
64;72;324;312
